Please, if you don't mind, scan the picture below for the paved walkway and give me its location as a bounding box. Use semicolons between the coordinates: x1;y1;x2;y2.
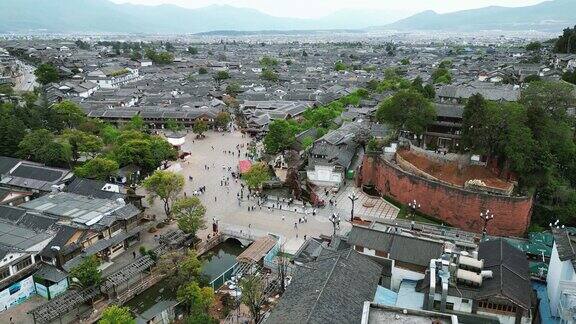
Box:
332;186;400;221
144;130;349;250
1;295;46;324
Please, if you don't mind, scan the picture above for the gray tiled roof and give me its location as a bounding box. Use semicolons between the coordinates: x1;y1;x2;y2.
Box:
477;238;532;310
266;249;382;324
66;178;125;200
347;226;444;268
21;192;125;225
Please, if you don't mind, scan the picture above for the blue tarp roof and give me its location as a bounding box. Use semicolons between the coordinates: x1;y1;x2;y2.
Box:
374;285;397;306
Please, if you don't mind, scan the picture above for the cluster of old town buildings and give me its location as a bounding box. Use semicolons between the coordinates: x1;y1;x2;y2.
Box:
0;35;575;323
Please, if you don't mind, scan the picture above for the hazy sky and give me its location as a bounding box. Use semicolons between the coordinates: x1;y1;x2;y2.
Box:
109;0;548;19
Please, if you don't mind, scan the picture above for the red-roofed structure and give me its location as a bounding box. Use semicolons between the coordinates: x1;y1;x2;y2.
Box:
238;160;252;174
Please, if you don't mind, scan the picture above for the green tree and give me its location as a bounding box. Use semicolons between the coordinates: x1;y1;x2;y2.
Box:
260;56;278;68
165;249;205;289
263;120;299;154
301;136;314;149
524;74;542;83
198;67;208;75
145;48;174;64
34;63;60;85
165;119;183;132
432;67;452;84
177;281;215;317
114;140;156;172
376;90;436;137
438;60;453;69
61;129;103;161
0;84;13;96
214;112;231;129
242;162;270;190
521;81;574;136
69;255;101;288
126;115;147;131
114;136;175;173
0;104;26;157
75;157;119;180
225;83;241;97
461;94;490;153
164;42;175;52
334;61;347;71
213;71;230;84
188;46;199;55
52;100;86;129
400;58;410;65
487;102;536;175
150;137;178;166
260;69;278;82
562;70;576;85
240;275;264;324
99;305;135;324
526;41;543;52
192;120;209;137
423;84;436;99
172;197;207;237
554;26;576;53
142;170;184;216
100;125;121;145
18;129;71;167
130;51;142;61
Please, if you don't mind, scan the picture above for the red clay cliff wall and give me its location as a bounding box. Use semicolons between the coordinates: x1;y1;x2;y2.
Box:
358;155;533;237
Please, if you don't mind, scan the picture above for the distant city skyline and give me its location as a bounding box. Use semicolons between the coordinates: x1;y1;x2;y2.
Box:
109;0;548;19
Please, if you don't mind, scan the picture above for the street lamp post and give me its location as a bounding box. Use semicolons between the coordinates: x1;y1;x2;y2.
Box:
348;191;359;222
329;213;340;236
408;199;420;220
480;209;494;240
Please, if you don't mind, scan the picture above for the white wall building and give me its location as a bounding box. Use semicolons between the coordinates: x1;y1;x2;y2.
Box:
548;228;576;322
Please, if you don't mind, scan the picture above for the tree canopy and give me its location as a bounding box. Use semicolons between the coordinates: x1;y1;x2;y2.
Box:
52;100;86;129
99;305;135;324
554;26;576;53
75;157;119;181
242;163;271;189
172;197;207;237
263;120;297;154
376;90;436;136
260;69;278;82
432;67;452;84
461;81;576;228
145;48;174;64
215;112;231;128
69;255;101;288
18;129;71;167
240;275;265;324
143;170;184;216
0;104;26;157
214;71;230;83
192;120;209;137
177;281;215;318
526;41;543;51
34;63;60;85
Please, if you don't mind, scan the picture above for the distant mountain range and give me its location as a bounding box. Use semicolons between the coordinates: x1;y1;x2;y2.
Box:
383;0;576;32
0;0;574;34
0;0;405;34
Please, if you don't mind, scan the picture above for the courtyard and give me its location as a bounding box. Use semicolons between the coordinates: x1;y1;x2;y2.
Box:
144;129;351;250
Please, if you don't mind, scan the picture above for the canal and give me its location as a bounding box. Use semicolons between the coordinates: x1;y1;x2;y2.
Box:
126;240;244;313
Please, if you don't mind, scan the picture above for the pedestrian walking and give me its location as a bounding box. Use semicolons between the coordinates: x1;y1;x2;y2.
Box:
294;222;298;229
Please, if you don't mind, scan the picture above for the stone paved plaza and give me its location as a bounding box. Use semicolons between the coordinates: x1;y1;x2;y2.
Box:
145;129;349;249
332;186;400;221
